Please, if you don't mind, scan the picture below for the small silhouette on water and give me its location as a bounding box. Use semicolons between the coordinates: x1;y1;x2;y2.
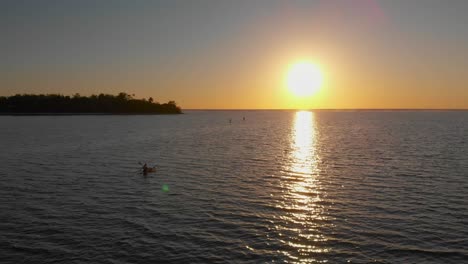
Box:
139;162;157;175
229;118;232;124
243;116;245;121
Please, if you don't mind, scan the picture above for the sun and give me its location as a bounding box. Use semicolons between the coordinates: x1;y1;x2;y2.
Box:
286;61;323;97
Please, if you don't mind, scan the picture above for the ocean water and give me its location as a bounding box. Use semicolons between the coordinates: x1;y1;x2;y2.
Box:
1;111;467;263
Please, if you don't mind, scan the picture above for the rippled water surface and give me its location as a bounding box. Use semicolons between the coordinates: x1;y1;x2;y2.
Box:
1;111;468;263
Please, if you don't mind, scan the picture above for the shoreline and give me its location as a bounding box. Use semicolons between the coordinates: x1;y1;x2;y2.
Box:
0;112;183;116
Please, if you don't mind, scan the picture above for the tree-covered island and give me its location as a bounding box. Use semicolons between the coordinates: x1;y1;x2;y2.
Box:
0;93;182;114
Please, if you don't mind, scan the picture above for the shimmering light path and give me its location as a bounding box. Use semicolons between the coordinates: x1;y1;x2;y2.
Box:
272;111;329;263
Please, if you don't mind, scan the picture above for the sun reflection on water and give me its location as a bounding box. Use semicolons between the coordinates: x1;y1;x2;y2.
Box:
275;111;329;263
291;111;317;175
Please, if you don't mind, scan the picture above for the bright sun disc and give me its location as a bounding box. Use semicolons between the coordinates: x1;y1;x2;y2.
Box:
286;62;323;97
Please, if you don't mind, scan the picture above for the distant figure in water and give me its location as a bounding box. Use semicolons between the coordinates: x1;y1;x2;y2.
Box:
229;118;232;124
243;117;245;121
141;163;157;174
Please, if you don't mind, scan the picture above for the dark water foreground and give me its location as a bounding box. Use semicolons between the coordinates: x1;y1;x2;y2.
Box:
1;111;467;263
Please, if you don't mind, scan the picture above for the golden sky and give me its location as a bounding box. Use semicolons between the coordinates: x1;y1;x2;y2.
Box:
2;1;468;109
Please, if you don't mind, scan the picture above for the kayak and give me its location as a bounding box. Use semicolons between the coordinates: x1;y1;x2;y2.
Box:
143;166;157;174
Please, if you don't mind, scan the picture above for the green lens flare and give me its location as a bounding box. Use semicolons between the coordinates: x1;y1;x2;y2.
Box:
162;184;169;192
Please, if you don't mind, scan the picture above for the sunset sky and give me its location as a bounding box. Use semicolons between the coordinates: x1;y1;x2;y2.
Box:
2;0;468;109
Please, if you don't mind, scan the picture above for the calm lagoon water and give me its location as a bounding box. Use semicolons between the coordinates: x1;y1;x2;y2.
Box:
1;111;467;263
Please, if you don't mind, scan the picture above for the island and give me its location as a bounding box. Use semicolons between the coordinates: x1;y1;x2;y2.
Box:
0;93;182;115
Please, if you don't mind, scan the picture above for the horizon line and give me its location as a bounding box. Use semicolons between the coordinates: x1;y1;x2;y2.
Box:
184;108;468;111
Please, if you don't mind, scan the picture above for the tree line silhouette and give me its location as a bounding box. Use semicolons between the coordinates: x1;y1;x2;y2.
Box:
0;93;182;114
